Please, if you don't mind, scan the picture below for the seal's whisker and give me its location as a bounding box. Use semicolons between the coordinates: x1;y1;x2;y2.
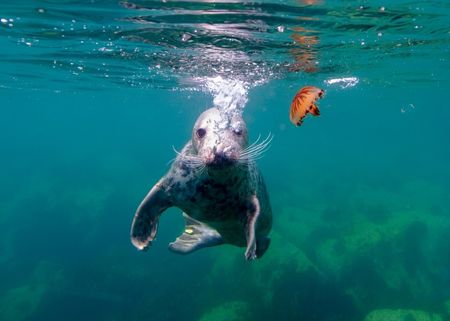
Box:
251;135;272;153
239;149;270;162
242;134;261;153
236;159;253;167
180;155;201;161
172;145;204;166
239;134;273;162
241;139;267;156
172;145;184;156
241;143;270;157
240;152;267;161
240;133;272;155
239;133;273;159
246;154;266;161
239;153;264;162
167;156;178;166
196;164;207;176
184;159;204;167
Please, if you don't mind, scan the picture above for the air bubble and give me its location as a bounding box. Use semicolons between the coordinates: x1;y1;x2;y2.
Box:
181;33;191;42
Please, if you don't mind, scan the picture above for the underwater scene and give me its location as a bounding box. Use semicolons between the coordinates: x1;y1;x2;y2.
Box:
1;0;449;320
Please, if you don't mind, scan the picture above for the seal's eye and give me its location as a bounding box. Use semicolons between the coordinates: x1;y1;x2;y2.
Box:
233;128;243;136
196;128;206;139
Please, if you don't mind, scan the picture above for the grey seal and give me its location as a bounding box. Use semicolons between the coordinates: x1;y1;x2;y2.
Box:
130;107;272;260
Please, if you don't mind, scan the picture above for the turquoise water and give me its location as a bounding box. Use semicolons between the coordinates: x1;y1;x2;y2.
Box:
1;1;449;320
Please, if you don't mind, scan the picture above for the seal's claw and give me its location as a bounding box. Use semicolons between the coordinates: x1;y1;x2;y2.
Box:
245;243;257;261
131;235;153;251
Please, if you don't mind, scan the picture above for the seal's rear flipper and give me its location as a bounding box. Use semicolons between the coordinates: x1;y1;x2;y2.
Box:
169;213;223;254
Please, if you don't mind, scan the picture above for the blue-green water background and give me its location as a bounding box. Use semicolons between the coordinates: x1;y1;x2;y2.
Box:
1;1;449;320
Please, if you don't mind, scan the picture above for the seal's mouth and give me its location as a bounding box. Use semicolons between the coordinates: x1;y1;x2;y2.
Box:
205;151;236;169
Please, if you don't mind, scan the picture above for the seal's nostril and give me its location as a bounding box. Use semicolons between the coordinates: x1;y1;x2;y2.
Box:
214;151;224;160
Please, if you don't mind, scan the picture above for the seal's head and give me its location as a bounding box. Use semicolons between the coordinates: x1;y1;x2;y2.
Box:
192;107;248;169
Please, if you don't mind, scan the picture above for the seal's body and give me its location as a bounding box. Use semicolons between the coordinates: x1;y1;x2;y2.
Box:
130;108;272;260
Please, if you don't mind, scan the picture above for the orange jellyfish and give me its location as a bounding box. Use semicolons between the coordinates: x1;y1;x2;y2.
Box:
289;86;324;126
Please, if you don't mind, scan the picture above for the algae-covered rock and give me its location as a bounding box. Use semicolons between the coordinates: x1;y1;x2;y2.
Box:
0;261;63;321
201;180;450;321
364;309;443;321
0;284;47;321
205;231;358;321
208;230;316;302
197;301;250;321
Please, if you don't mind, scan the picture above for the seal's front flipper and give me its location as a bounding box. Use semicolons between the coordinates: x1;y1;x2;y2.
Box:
245;195;261;261
131;179;171;251
169;213;223;254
